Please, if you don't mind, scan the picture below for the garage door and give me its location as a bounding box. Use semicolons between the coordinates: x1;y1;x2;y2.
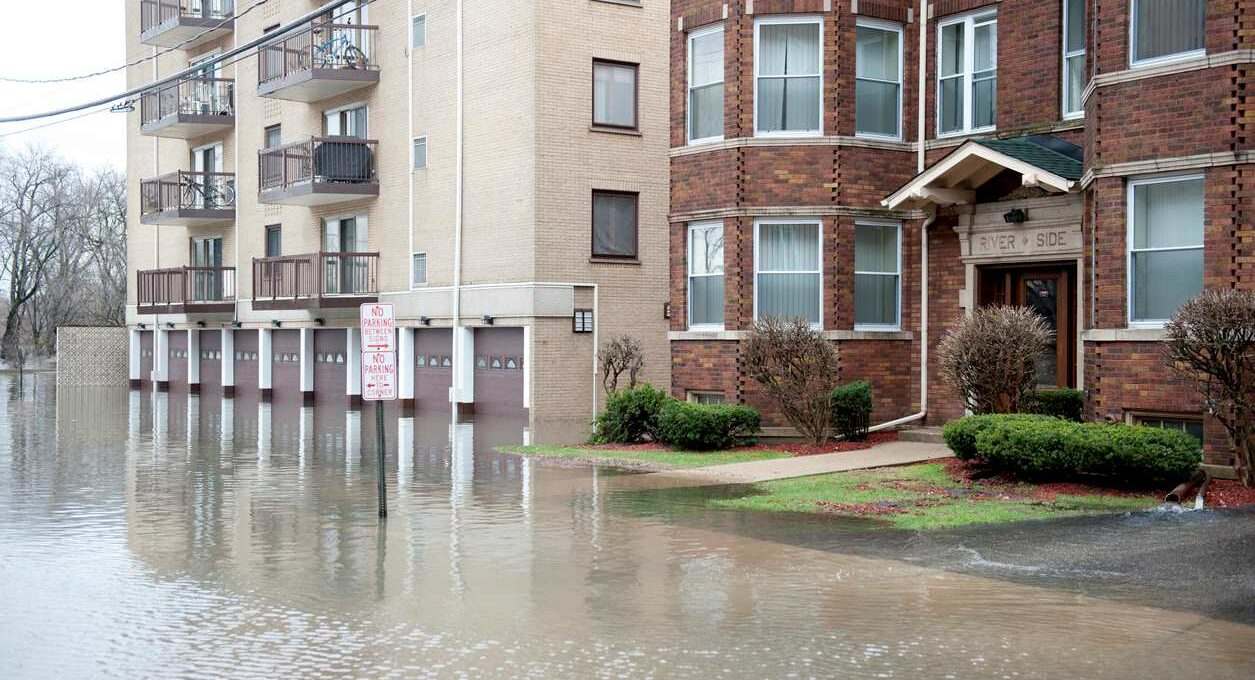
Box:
234;329;259;392
473;327;525;414
199;330;222;391
414;328;452;409
139;331;154;386
314;329;348;403
168;331;188;390
271;329;301;403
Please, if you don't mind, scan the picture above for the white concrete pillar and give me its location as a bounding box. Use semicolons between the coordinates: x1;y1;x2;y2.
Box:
187;330;201;391
187;394;200;444
451;326;475;404
522;325;532;410
258;328;273;395
399;327;415;403
153;328;170;386
346;327;362;403
398;416;414;487
129;328;141;387
221;329;235;395
345;409;362;477
257;401;271;468
299;405;313;472
220;396;234;448
299;327;315;401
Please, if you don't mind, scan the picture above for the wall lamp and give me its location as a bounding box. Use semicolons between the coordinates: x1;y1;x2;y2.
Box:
481;315;494;326
663;302;672;320
195;321;206;328
165;322;175;329
272;320;282;328
419;316;431;326
230;321;242;329
137;323;146;330
314;318;325;326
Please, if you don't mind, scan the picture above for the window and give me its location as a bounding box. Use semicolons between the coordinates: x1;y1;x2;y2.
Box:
324;104;367;138
856;19;902;138
1130;413;1204;443
755;220;821;325
573;309;594;333
1062;0;1085;118
412;14;425;49
755;16;822;135
688;391;727;405
412;252;427;286
1131;0;1205;66
412;136;427;170
688;24;724;143
1128;175;1204;324
593;60;638;129
591;191;638;259
938;11;997;136
263;124;282;149
265;224;281;258
688;221;725;328
854;222;901;329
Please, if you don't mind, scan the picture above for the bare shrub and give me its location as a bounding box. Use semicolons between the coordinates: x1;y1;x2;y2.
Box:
1164;289;1255;487
599;335;645;395
939;305;1054;415
742;317;841;445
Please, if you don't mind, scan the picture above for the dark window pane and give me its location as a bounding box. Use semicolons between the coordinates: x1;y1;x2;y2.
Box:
592;192;638;258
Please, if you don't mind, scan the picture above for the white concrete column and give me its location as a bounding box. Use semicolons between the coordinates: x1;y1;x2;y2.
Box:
257;401;271;468
258;328;273;394
345;409;362;477
398;416;414;486
186;394;200;444
187;330;201;390
522;325;532;410
399;327;415;403
221;329;235;394
299;328;315;400
129;328;141;387
299;405;313;472
153;328;170;386
220;396;234;449
346;327;362;402
451;326;475;404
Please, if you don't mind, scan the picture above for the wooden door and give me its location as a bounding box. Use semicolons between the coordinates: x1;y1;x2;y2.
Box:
977;264;1076;388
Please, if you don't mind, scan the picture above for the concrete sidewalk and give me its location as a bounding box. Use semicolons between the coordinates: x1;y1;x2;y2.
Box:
657;440;953;485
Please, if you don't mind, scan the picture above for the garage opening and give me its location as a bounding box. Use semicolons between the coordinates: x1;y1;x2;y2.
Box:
473;327;525;415
314;329;348;403
414;328;452;410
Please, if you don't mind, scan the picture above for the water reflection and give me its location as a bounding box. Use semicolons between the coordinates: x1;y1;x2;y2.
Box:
1;373;1253;679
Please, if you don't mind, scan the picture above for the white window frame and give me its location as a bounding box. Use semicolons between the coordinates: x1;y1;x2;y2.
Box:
753;217;823;328
1061;0;1085;120
1126;172;1205;328
854;17;904;141
687;220;725;330
1129;0;1207;69
687;22;725;145
853;220;902;331
322;101;369;138
412;135;427;171
411;14;426;50
753;15;824;138
936;10;998;138
411;251;427;287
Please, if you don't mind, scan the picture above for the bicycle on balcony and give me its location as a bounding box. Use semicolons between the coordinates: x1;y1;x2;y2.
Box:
181;175;236;210
311;25;367;70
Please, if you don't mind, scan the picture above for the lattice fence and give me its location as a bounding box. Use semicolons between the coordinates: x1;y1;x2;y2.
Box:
55;326;129;387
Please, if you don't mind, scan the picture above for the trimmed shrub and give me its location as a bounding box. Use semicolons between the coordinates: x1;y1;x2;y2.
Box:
942;414;1057;461
831;381;873;441
590;384;671;444
657;401;761;451
1021;388;1085;422
1068;423;1201;484
975;418;1083;479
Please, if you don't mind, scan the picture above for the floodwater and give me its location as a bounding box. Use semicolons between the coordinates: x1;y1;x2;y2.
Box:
1;373;1253;679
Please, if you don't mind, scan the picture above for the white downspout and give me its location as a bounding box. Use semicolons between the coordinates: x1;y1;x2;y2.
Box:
450;0;465;409
407;0;415;288
916;0;928;173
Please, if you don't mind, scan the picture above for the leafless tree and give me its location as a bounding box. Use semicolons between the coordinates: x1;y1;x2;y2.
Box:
1164;289;1255;487
742;316;841;446
600;335;645;394
0;147;67;362
939;305;1054;415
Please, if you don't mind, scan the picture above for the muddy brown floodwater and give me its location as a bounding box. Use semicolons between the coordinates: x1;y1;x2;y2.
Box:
1;373;1253;679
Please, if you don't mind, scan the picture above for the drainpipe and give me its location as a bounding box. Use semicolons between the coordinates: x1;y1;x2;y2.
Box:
450;0;465;411
407;0;415;288
917;0;928;173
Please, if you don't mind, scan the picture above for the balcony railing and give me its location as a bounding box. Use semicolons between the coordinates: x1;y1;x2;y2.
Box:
140;0;235;48
252;252;379;310
139;77;234;137
137;266;236;314
140;171;236;225
257;137;378;205
257;21;380;101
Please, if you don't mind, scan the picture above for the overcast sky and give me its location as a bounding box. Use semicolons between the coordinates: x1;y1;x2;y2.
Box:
0;3;126;170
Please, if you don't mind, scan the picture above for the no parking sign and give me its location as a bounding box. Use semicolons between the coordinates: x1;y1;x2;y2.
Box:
360;303;396;402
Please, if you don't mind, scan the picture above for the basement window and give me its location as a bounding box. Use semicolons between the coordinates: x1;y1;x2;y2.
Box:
1129;413;1203;443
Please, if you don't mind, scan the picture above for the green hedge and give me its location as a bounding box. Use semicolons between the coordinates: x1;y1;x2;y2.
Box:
1021;388;1085;422
1067;423;1202;483
657;401;761;451
831;381;873;441
942;414;1058;461
590;384;670;444
975;418;1083;479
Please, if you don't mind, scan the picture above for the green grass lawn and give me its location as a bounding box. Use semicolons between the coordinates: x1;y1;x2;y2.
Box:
499;444;791;469
709;463;1161;530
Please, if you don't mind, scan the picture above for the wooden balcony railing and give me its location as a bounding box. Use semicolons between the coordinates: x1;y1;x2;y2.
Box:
140;171;237;215
258;137;377;192
140;76;234;126
258;20;379;85
252;252;379;306
137;267;237;311
141;0;234;33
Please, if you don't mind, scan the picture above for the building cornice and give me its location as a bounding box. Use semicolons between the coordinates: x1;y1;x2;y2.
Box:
670;205;928;223
670;135;914;158
1081;49;1255;104
670;329;914;342
1080;150;1255;188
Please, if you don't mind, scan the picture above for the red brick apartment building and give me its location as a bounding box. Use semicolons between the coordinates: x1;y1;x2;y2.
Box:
668;0;1253;468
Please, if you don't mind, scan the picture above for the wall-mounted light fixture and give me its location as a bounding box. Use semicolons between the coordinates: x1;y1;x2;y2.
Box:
419;316;431;326
195;321;206;328
481;315;494;326
272;320;282;328
165;322;175;330
314;318;325;326
1003;208;1028;224
663;302;672;320
137;323;147;330
230;321;242;329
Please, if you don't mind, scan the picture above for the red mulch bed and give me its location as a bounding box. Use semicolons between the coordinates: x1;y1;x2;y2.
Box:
581;431;899;456
941;458;1158;501
1205;479;1255;508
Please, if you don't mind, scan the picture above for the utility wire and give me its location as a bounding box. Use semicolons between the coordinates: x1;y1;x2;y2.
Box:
0;0;274;85
0;106;114;141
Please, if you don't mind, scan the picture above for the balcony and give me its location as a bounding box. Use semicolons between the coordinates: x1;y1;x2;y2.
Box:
137;267;236;315
141;171;236;226
258;137;378;206
257;20;379;102
140;0;234;49
252;252;379;311
140;77;234;139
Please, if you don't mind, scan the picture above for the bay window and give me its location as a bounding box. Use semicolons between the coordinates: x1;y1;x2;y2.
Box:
856;19;903;139
854;222;901;329
755;17;822;136
1062;0;1085;118
688;221;725;328
1131;0;1205;66
688;24;724;143
755;220;821;325
938;11;997;136
1128;175;1204;324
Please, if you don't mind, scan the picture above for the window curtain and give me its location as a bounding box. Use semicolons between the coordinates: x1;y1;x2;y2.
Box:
594;62;636;127
1131;178;1203;321
689;225;724;326
757;223;820;324
855;26;900;136
593;193;638;257
1064;0;1085;114
689;29;724;140
757;23;821;132
1134;0;1205;62
971;21;997;129
854;224;899;326
938;23;964;133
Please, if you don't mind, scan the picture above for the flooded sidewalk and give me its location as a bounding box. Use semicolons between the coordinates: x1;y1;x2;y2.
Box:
655;439;952;484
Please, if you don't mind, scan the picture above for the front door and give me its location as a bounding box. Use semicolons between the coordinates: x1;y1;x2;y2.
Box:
324;216;368;295
978;263;1076;388
190;236;224;302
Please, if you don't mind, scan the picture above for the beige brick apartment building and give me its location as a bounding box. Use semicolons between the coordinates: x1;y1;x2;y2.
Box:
125;0;671;438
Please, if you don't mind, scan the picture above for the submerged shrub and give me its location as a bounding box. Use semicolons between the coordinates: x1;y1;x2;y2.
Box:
657;401;761;451
1020;388;1085;422
830;381;873;441
942;414;1057;461
590;384;671;444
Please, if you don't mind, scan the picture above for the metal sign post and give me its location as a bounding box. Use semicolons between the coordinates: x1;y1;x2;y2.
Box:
360;303;396;518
